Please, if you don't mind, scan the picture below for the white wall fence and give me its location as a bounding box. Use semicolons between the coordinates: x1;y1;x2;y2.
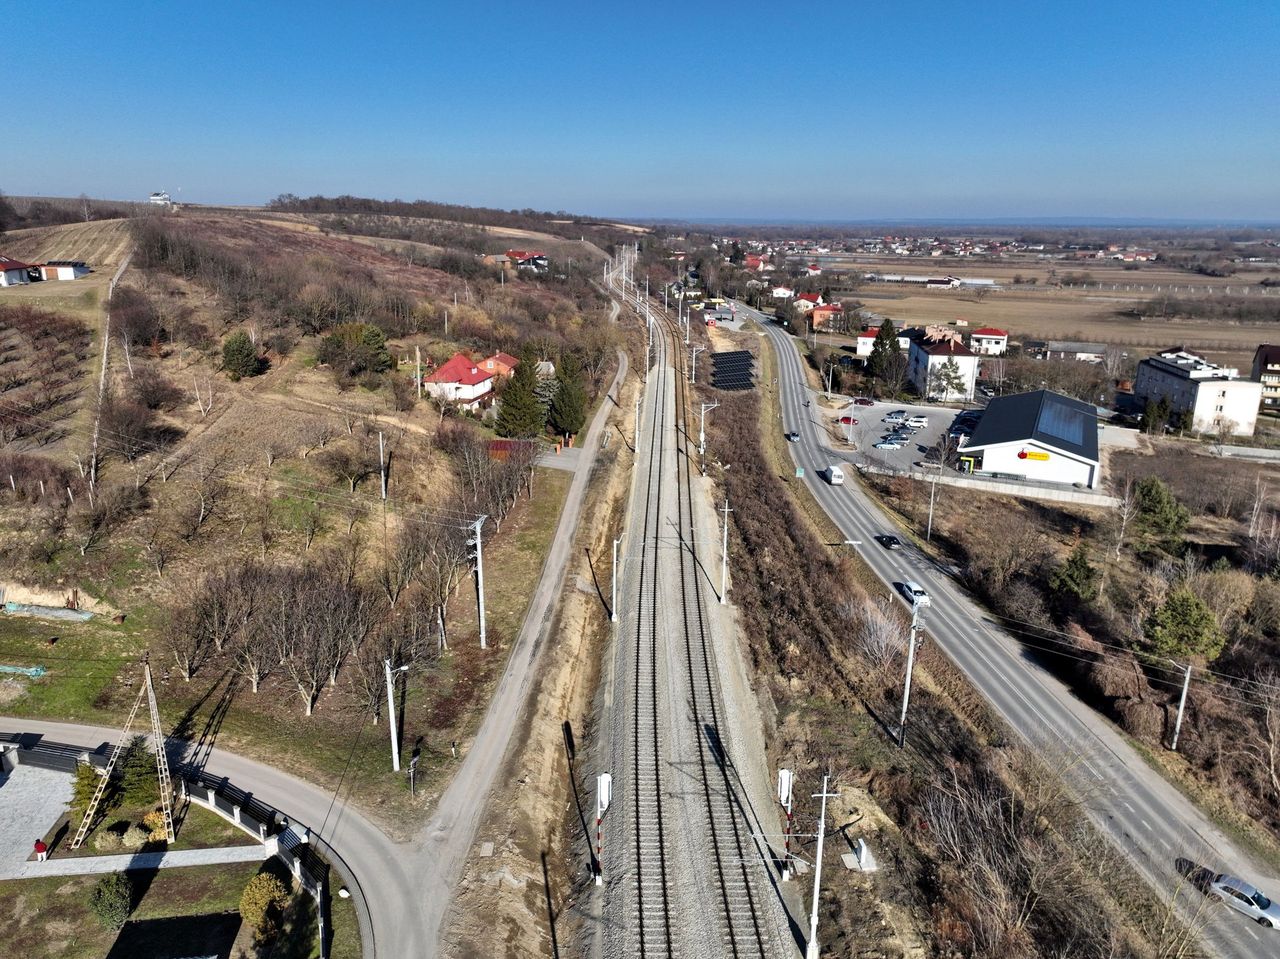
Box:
859;461;1120;508
180;778;328;959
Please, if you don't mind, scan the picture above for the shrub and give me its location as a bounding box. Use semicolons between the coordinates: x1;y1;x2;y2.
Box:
92;828;123;852
239;872;290;932
90;872;132;930
142;810;168;842
119;824;150;850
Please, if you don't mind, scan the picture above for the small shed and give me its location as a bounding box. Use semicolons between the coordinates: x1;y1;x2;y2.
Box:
38;260;92;281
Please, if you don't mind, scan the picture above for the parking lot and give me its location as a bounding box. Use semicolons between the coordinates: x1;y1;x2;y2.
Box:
789;395;976;475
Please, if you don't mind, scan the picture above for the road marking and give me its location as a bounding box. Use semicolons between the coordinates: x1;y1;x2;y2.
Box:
1141;819;1152;831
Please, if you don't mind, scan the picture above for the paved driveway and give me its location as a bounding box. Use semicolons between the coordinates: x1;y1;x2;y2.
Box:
0;764;71;870
785;395;965;475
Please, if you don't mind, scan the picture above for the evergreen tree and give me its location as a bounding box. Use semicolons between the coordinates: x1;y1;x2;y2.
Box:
868;320;900;380
549;354;588;437
116;735;159;807
1049;544;1098;603
1135;476;1189;541
222;330;262;379
1144;588;1224;661
496;353;546;438
927;357;967;400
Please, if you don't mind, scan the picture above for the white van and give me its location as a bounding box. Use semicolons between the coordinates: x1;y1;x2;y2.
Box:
905;415;928;429
827;465;845;485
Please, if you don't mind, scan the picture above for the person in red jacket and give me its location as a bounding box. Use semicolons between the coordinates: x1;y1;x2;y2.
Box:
33;839;48;862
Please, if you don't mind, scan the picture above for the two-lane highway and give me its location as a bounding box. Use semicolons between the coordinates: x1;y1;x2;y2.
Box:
738;298;1280;958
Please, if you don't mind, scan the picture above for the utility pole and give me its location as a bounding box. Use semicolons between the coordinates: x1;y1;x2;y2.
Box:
690;346;705;384
926;475;938;542
469;516;489;649
1169;660;1192;751
699;402;718;456
806;774;838;959
611;535;621;622
384;659;409;771
415;346;422;399
719;499;732;604
378;431;387;500
778;768;794;880
635;392;642;445
898;604;924;748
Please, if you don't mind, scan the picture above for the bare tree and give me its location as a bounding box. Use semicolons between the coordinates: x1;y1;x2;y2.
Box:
1111;479;1139;561
300;421;335;458
319;443;377;493
165;605;210;682
856;598;906;676
192;375;217;417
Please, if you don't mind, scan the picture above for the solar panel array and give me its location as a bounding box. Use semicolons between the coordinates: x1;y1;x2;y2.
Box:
1036;394;1086;447
710;350;755;391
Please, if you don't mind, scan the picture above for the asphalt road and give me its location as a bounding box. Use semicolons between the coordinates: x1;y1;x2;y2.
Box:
737;299;1280;958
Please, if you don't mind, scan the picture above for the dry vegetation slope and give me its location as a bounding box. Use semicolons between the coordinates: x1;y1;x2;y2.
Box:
0;211;622;828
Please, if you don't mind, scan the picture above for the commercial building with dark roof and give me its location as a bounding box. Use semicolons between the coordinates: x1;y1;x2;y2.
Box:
959;389;1100;489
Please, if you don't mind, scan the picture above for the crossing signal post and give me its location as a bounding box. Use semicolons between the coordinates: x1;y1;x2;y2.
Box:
595;773;612;886
777;768;795;880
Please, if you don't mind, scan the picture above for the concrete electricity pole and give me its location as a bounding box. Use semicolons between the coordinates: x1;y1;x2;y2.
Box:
469;516;489;649
926;474;938;542
806;774;838;959
1168;659;1192;751
898;604;924;748
699;402;718;456
719;499;732;604
611;535;621;622
378;431;387;500
595;773;612;885
690;347;706;384
384;659;409;772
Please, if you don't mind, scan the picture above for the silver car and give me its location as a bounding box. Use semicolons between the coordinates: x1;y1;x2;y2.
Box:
1209;873;1280;928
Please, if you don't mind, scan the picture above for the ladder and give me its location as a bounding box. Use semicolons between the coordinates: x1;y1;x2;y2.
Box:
69;659;175;849
144;662;175;842
70;681;146;850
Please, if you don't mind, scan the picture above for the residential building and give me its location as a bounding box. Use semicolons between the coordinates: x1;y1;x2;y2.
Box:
959;389;1100;489
37;260;92;281
792;292;822;315
969;327;1008;356
1133;347;1263;435
809;303;843;331
422;352;495;409
854;327;913;358
148;191;172;205
908;333;978;401
1253;344;1280;411
770;286;794;300
805;263;822;276
0;256;32;287
505;250;548;273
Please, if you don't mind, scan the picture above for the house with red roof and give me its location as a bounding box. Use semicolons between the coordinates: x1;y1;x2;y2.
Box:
793;291;823;315
422;352;495;408
805;263;822;276
505;250;549;274
0;255;32;287
855;326;914;357
479;351;520;378
968;327;1009;356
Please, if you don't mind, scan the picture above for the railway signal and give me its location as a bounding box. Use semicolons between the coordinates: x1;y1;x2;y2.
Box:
777;768;794;880
595;772;612;886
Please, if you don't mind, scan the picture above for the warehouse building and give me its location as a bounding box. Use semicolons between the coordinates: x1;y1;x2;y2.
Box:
959;389;1100;489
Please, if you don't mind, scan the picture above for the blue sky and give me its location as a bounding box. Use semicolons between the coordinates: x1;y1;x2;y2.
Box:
4;1;1278;221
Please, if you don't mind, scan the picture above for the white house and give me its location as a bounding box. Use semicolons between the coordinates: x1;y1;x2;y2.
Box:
771;286;794;300
968;327;1008;356
1035;340;1108;363
0;256;31;287
792;292;822;315
959;389;1100;489
422;352;495;409
37;260;92;281
855;327;913;358
1133;347;1263;436
908;334;978;401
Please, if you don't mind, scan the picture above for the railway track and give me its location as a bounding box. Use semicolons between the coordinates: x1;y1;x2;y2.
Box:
630;308;675;957
608;256;784;959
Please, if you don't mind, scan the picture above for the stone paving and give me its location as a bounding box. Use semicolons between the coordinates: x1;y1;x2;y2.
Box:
0;764;71;874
